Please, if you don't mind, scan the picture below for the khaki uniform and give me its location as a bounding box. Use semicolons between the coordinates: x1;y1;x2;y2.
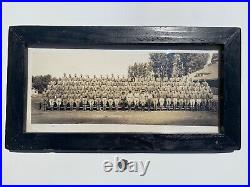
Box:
126;93;134;106
108;93;114;110
140;93;146;107
88;92;95;110
134;92;140;106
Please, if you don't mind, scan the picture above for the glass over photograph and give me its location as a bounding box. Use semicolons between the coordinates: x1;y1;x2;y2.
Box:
27;49;219;133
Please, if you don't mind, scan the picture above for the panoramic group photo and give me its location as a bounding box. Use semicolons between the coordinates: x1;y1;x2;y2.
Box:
28;49;219;133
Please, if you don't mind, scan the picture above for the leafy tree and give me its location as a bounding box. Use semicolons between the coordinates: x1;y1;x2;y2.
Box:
128;52;211;79
32;74;55;93
149;53;168;79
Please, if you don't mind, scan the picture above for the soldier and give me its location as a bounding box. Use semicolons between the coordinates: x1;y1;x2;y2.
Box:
201;91;207;111
139;90;146;111
62;93;68;110
126;90;134;111
75;95;81;110
120;91;127;110
48;94;55;111
190;92;196;111
69;94;75;111
95;90;102;111
152;91;158;111
88;91;95;111
184;91;190;111
146;91;153;111
56;95;62;110
166;90;172;110
172;91;178;110
178;91;184;110
133;90;140;110
207;90;214;111
196;92;202;111
102;91;108;111
108;91;114;110
82;91;88;111
114;91;120;110
159;90;165;111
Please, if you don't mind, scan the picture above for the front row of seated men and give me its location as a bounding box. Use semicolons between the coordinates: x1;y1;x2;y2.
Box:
40;88;216;112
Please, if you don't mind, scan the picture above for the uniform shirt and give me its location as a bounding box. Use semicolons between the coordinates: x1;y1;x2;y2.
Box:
88;92;95;99
102;93;108;98
147;93;153;100
172;92;178;98
96;92;102;98
134;93;140;99
126;93;134;100
140;93;146;101
108;93;114;99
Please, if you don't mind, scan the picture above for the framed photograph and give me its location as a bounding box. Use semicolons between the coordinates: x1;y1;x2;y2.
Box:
5;26;241;152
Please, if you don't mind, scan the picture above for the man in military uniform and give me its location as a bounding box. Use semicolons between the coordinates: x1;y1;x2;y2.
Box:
62;93;68;110
159;90;165;111
95;90;102;111
178;91;184;110
201;90;207;111
133;90;140;110
82;91;88;111
69;94;75;111
88;90;95;111
55;94;62;110
184;91;190;111
152;91;158;111
139;90;146;111
146;91;153;111
172;91;178;110
126;90;134;111
102;91;108;111
114;91;120;110
120;91;127;110
108;91;114;110
49;94;55;111
75;94;81;110
166;90;172;110
196;91;202;111
190;92;196;111
207;90;214;111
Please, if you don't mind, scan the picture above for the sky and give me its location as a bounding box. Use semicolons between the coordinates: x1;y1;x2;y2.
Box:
29;48;218;78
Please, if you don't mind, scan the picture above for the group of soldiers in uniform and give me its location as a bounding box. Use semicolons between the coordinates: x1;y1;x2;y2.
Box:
40;73;216;112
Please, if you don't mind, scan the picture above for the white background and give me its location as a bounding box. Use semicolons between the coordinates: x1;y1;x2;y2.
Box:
2;2;248;185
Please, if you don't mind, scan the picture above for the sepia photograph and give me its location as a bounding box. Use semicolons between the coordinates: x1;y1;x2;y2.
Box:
27;48;219;133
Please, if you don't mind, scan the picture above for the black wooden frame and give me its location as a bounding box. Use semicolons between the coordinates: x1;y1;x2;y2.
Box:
5;26;241;153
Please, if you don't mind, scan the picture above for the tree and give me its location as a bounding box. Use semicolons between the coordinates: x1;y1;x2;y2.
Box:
127;52;211;79
149;53;169;79
32;74;54;93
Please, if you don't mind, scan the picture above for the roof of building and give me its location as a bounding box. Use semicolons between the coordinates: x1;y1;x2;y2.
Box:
189;63;218;81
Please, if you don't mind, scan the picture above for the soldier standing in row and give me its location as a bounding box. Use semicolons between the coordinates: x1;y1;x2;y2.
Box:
108;91;114;110
114;91;120;110
88;91;95;111
126;91;134;111
159;90;165;111
95;90;102;111
82;91;88;111
102;91;108;111
133;90;140;110
56;95;62;110
146;91;153;111
172;91;178;110
140;91;146;111
166;91;172;110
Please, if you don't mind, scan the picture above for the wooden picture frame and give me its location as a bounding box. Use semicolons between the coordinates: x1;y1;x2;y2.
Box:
5;26;241;152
